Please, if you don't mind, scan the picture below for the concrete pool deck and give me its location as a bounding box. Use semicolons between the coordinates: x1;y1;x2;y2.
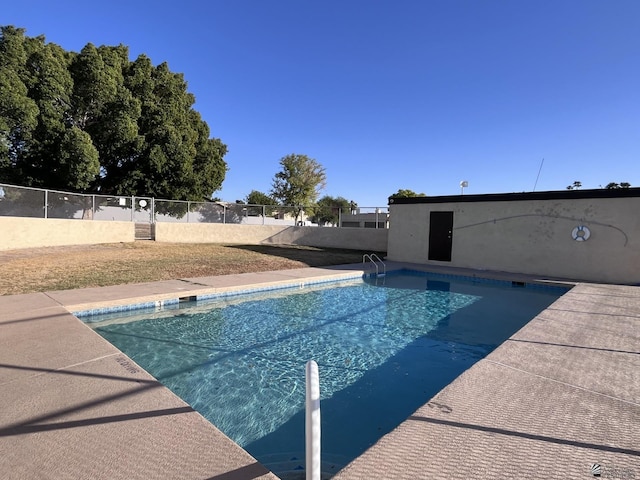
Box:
1;262;638;479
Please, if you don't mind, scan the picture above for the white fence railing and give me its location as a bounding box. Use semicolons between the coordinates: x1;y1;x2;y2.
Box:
0;183;389;228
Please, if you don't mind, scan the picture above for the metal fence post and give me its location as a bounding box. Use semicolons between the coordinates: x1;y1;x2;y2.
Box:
0;182;394;229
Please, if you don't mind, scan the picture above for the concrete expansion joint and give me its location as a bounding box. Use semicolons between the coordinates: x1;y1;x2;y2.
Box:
176;278;211;287
0;353;121;387
56;352;122;372
484;359;640;408
42;291;65;307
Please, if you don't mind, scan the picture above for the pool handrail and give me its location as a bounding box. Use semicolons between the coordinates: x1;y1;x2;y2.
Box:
363;253;386;277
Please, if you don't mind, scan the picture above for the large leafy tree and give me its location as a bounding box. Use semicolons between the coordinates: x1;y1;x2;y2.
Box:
0;27;94;190
389;188;426;198
244;189;277;216
271;153;326;223
0;26;227;206
0;28;39;182
245;189;276;206
311;195;350;226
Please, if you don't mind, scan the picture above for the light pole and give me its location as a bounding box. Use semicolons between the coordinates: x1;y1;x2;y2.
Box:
460;180;468;195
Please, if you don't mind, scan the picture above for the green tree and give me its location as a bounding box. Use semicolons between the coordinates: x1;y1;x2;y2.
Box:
605;182;631;189
389;188;426;198
2;27;83;189
270;153;326;223
0;26;228;213
55;126;100;190
0;28;39;183
311;195;350;226
245;189;276;206
245;189;277;216
98;57;227;202
566;181;582;190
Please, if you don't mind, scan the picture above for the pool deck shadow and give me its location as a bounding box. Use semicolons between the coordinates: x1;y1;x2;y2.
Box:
1;262;639;479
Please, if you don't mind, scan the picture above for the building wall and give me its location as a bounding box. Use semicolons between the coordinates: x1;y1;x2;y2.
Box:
0;217;134;250
388;195;640;284
155;223;388;252
340;212;389;229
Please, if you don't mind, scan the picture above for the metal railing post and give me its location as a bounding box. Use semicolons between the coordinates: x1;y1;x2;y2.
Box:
44;190;48;219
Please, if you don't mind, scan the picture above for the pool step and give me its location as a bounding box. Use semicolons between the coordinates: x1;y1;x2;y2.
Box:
135;222;155;240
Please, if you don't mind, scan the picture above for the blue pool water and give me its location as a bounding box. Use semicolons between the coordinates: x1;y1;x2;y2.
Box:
84;270;567;477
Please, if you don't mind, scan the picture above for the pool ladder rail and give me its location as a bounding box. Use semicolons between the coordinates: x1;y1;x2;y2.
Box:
363;253;386;277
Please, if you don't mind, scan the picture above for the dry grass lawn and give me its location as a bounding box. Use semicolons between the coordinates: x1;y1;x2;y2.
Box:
0;242;379;295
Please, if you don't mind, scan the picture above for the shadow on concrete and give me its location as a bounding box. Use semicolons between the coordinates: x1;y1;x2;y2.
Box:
407;415;640;457
507;338;640;355
0;362;160;384
0;362;180;437
0;311;73;327
0;405;194;436
204;462;272;480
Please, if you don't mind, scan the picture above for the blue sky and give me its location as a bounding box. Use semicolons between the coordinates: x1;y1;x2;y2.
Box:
4;1;639;207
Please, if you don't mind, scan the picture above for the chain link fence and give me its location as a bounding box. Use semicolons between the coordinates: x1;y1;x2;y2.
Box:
0;183;389;228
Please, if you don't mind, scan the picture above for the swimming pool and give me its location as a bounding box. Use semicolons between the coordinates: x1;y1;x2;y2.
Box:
83;270;567;478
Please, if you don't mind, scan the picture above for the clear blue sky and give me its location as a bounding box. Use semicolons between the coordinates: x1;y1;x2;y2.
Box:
4;1;639;207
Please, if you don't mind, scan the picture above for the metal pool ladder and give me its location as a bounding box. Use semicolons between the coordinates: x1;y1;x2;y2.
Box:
363;253;386;277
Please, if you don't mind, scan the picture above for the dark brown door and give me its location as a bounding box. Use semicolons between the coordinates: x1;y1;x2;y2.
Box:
428;211;453;261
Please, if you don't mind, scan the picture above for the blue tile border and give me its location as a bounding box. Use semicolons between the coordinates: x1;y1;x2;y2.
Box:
74;273;364;320
389;268;571;293
196;274;363;302
74;268;569;322
74;298;180;319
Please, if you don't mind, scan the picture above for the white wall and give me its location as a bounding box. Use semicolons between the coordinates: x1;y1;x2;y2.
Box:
0;217;388;253
0;217;134;250
388;192;640;284
155;223;388;252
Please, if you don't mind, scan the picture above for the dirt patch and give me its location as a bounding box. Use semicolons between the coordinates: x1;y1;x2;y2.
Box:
0;242;382;295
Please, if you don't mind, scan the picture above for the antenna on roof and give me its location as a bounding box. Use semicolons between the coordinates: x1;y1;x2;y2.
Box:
533;158;544;191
